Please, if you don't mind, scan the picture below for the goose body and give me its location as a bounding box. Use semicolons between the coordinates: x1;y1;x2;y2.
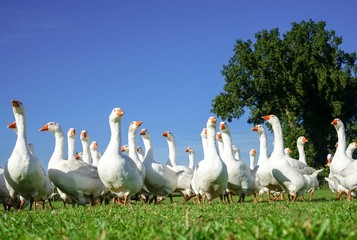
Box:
97;108;143;204
140;129;179;197
5;100;53;210
191;117;228;202
251;124;282;201
162;131;194;201
262;114;320;202
40;122;106;205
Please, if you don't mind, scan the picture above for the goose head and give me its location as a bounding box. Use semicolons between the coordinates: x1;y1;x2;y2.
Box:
11;99;25;114
185;147;193;153
91;141;98;150
162;131;174;141
207;116;217;128
219;121;230;134
140;129;150;139
39;122;62;133
121;144;129;153
129;121;143;133
80;130;90;142
67;128;76;138
298;136;308;145
262;114;279;124
109;108;124;123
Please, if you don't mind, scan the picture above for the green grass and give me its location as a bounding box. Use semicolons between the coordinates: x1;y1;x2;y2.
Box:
1;187;357;240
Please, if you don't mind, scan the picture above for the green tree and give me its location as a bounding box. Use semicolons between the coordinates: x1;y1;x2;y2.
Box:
211;20;357;166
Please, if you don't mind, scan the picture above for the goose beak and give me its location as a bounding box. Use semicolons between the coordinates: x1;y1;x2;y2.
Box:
7;121;17;129
11;100;20;108
262;115;270;121
136;121;143;127
331;119;338;125
39;124;49;131
251;125;259;131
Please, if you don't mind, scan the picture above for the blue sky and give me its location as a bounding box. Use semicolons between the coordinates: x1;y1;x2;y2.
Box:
0;1;356;169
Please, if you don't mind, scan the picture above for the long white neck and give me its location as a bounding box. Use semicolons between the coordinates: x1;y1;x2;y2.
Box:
217;139;224;158
346;143;356;159
13;112;30;156
257;130;269;166
67;136;76;160
206;124;220;160
128;130;139;162
166;138;177;168
91;148;100;166
188;151;195;170
221;130;235;162
249;154;256;171
49;128;65;169
336;124;347;154
297;141;307;165
201;135;208;158
81;139;92;164
142;137;154;163
270;120;284;158
105;119;121;156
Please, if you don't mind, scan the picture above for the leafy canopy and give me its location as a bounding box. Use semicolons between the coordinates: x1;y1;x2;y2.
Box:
211;20;357;165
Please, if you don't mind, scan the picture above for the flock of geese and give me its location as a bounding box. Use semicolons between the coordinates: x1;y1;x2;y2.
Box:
0;99;356;211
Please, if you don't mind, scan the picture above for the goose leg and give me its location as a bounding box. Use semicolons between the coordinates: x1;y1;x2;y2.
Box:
347;189;352;201
291;193;298;202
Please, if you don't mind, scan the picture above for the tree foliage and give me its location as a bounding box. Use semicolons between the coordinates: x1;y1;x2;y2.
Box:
211;20;357;166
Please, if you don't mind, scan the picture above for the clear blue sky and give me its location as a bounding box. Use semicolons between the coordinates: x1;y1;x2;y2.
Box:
0;1;356;169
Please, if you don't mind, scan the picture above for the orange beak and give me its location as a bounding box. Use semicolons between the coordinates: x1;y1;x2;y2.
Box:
331;119;338;125
251;125;259;132
162;131;169;137
140;129;146;136
117;108;124;117
70;128;76;136
185;147;190;152
211;117;217;123
262;115;270;121
216;133;222;139
136;121;143;127
7;121;17;129
121;146;126;152
219;122;226;130
302;137;309;143
81;131;87;138
39;124;49;131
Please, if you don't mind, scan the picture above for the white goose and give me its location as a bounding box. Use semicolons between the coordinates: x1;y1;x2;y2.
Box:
249;149;257;172
127;121;146;182
251;124;283;202
184;147;195;171
284;148;292;157
40;122;106;205
191;117;228;203
90;141;101;167
220;121;255;202
162;131;194;201
297;136;309;165
56;128;77;207
80;130;92;165
4;100;53;210
262;114;321;202
140;128;179;199
97;108;143;205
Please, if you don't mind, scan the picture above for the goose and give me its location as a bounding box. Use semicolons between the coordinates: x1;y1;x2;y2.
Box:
56;128;78;208
329;118;353;175
185;147;195;171
262;114;321;202
191;117;228;203
297;136;309;165
220;121;255;202
251;124;282;202
346;142;357;159
4;100;53;210
249;149;257;172
140;128;179;200
162;131;194;201
80;130;92;165
67;128;76;160
127;121;146;182
90;141;101;167
40;122;106;205
121;144;129;154
190;128;207;203
97;108;143;205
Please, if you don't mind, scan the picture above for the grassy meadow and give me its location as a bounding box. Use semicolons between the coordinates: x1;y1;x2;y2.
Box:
1;187;357;240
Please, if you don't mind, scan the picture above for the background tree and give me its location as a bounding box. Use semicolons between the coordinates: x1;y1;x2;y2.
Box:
211;20;357;166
